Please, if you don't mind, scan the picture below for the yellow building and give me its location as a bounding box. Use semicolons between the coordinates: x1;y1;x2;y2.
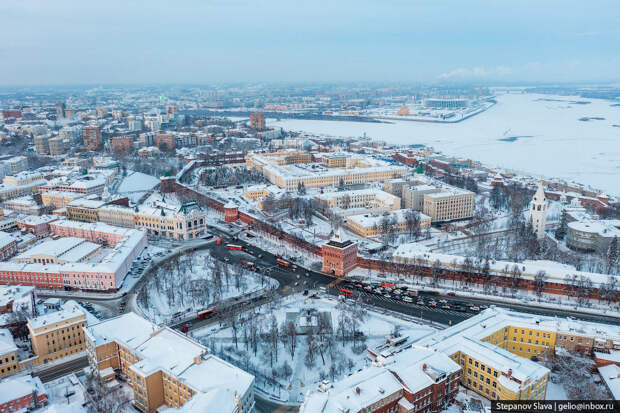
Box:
0;328;21;378
85;313;255;413
346;209;431;238
66;198;105;222
419;306;620;401
244;184;272;200
41;190;85;208
27;301;87;365
246;152;408;191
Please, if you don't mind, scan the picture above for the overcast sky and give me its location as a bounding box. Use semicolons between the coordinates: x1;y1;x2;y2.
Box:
1;0;619;85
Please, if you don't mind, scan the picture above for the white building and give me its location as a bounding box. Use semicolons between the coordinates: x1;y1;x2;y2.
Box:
530;181;547;240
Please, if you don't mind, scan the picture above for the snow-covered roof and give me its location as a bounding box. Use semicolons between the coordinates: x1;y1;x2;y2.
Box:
14;237;87;260
0;231;16;250
0;374;46;405
0;285;34;307
0;328;17;355
598;364;620;400
567;220;620;239
28;300;88;331
415;306;620;388
85;313;254;410
301;366;403;413
348;209;430;228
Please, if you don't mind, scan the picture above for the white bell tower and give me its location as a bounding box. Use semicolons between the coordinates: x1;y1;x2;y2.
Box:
530;180;547;240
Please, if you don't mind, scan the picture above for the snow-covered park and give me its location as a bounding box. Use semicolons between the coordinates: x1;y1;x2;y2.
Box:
192;294;436;403
136;249;275;324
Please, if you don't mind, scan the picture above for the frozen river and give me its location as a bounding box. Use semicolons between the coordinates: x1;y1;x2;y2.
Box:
266;93;620;196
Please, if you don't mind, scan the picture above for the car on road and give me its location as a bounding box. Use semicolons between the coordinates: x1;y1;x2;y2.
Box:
439;299;448;305
383;294;391;299
441;304;451;310
469;305;480;312
403;296;413;303
417;299;424;305
428;300;437;308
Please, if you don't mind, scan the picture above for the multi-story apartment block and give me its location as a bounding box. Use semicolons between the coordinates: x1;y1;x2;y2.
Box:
27;301;87;365
48;137;67;156
34;135;49;155
82;125;101;151
155;133;174;151
0;328;21;378
140;132;157;147
423;188;474;222
84;312;255;413
112;136;133;155
249;112;265;130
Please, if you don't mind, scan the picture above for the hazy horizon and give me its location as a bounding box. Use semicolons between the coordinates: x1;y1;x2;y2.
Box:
1;0;619;86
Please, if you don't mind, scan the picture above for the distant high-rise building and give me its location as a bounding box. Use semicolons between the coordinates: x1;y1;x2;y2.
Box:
34;135;49;155
55;102;66;119
82;125;101;151
112;136;133;155
48;137;67;156
155;133;174;151
128;116;143;131
249;112;265;130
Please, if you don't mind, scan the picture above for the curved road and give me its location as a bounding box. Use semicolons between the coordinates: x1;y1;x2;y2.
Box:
37;224;620;412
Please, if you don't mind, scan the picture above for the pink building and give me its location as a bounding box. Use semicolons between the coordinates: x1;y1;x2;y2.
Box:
0;220;147;292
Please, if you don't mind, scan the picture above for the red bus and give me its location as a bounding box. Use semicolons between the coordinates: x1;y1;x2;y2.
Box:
197;308;217;319
226;244;243;250
380;282;397;290
339;288;353;298
276;258;290;267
